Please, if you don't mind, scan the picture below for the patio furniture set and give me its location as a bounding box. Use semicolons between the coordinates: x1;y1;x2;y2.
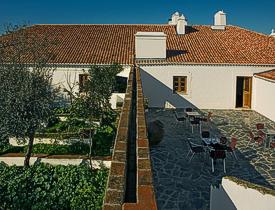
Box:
174;108;235;173
174;108;275;174
248;123;275;149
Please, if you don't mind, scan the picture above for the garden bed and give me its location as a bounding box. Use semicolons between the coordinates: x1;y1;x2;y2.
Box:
0;162;108;209
4;125;116;157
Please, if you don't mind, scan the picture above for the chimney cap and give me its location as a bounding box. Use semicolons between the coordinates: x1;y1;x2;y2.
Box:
178;14;187;20
217;10;226;15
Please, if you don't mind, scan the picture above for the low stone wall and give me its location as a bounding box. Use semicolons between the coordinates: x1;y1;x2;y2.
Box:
9;137;91;146
103;68;134;210
210;176;275;210
102;67;157;210
122;67;157;210
0;156;111;168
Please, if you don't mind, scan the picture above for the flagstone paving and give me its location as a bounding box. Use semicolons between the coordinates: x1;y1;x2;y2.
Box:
147;109;275;210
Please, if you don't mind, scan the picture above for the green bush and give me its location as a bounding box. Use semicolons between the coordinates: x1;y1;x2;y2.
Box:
0;144;24;155
26;142;90;155
93;126;115;156
0;125;116;157
0;162;108;210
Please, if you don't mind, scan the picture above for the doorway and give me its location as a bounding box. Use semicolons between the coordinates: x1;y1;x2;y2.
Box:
236;77;252;108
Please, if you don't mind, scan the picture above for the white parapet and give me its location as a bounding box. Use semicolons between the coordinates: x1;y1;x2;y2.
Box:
210;177;275;210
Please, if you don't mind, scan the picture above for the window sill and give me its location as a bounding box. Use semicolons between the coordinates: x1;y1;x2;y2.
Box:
173;92;188;96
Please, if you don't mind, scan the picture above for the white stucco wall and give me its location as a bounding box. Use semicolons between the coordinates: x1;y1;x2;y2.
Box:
139;64;274;109
221;178;275;210
51;65;131;107
252;76;275;122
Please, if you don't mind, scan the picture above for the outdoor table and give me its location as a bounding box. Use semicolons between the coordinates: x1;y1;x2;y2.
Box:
264;129;275;148
202;138;227;150
202;137;219;145
185;111;201;118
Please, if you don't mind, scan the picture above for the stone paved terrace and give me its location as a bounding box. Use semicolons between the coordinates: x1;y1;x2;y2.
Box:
147;109;275;210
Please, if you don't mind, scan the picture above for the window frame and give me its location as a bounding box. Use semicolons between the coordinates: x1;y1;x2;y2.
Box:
79;73;89;93
173;76;187;94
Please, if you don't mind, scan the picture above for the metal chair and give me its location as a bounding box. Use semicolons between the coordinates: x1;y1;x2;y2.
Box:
174;110;186;126
256;123;265;130
210;150;226;173
190;117;201;133
220;136;228;145
226;137;238;160
248;131;264;147
186;139;205;162
185;107;193;112
201;131;210;139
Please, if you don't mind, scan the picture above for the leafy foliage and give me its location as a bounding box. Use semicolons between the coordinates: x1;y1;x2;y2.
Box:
70;64;123;121
0;24;58;166
0;162;108;210
0;125;115;156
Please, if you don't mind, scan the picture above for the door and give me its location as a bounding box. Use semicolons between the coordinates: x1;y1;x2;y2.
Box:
242;77;252;108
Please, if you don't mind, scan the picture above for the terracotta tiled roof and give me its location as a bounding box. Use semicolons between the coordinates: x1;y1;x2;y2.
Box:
2;24;275;65
255;69;275;81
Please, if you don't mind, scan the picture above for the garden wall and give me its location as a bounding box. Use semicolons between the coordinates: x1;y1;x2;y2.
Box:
102;67;157;210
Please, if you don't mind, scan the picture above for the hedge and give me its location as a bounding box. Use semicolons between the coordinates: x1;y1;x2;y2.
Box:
0;162;108;210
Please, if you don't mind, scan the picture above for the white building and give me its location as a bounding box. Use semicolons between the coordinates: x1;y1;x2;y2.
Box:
3;11;275;121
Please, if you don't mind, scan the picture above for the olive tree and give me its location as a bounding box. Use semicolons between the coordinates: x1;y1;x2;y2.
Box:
0;24;58;166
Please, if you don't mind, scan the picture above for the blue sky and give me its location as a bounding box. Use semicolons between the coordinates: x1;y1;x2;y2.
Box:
1;0;274;34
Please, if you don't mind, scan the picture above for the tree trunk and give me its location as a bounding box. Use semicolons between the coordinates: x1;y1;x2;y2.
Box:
24;133;35;167
89;128;93;169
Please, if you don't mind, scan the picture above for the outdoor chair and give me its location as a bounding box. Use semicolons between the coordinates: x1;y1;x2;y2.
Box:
185;107;193;112
256;123;265;130
201;131;210;139
210;150;226;173
190;117;201;133
258;129;266;139
186;139;205;162
248;131;264;147
220;136;228;145
174;110;186;125
199;112;213;123
226;137;238;160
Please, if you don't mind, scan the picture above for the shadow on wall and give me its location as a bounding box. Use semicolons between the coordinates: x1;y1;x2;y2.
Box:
140;68;195;109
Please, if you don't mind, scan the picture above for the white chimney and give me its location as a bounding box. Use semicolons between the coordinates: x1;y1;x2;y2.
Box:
168;12;180;25
211;10;227;30
270;29;275;38
135;32;167;59
177;15;188;35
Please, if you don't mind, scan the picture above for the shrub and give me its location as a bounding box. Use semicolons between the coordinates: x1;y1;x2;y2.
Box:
25;143;90;155
93;126;115;156
0;162;108;210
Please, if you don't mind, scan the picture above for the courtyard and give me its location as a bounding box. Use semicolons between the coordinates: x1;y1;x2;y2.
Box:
147;109;275;210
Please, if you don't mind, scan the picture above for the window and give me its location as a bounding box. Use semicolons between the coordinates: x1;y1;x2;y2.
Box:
173;76;187;94
79;74;89;92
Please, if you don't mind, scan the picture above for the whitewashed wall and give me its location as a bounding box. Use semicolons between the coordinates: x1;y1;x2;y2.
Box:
139;65;273;109
51;65;131;108
220;178;275;210
252;76;275;122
